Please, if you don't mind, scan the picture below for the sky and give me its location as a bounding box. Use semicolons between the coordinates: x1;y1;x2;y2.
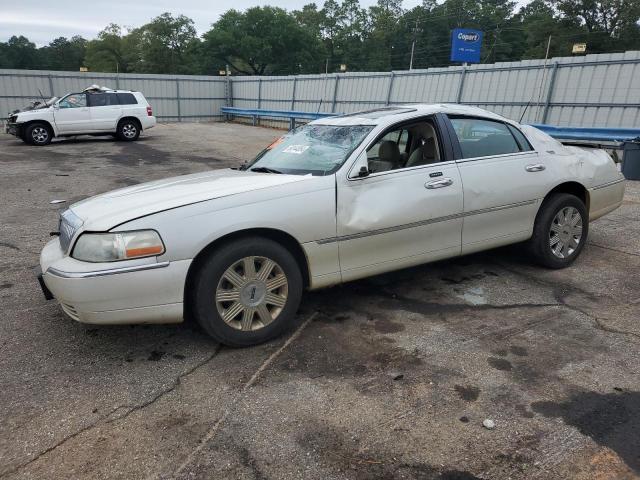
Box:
1;0;529;46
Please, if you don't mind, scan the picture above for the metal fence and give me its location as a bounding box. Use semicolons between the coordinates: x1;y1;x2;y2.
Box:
230;51;640;129
2;50;639;128
0;69;228;121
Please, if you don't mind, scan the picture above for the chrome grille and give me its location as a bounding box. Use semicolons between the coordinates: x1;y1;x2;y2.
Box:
58;209;83;253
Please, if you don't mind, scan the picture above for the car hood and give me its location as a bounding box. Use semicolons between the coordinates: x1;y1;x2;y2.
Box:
15;107;53;118
70;169;312;231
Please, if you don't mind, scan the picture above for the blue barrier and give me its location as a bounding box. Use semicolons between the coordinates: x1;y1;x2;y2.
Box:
221;106;640;144
530;124;640;143
221;106;337;129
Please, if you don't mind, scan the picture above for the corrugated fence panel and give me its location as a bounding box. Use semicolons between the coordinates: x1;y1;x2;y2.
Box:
294;76;337;112
3;52;640;127
1;69;226;122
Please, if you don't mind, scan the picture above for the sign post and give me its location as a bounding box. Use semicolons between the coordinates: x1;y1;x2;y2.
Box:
450;28;483;64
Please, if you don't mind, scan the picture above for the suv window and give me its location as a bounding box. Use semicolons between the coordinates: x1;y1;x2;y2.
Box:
449;117;522;159
58;93;86;109
117;93;138;105
88;93;119;107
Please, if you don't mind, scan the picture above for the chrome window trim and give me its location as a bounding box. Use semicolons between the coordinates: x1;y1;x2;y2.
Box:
316;199;537;244
455;151;539;164
46;261;170;279
346;113;450;180
348;159;458;182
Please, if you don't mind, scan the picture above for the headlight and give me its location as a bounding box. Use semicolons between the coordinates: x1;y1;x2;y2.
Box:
72;230;165;262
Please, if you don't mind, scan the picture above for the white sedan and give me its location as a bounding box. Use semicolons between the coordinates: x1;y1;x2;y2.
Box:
38;104;625;346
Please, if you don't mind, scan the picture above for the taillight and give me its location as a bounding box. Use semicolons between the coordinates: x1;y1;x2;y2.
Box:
146;105;153;116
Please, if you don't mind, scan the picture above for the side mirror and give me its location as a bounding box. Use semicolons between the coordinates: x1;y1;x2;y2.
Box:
348;151;370;179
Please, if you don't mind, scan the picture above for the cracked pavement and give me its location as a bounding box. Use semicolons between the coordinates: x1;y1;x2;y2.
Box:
1;124;639;479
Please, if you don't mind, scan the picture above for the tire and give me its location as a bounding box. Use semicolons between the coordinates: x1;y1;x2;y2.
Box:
25;122;52;146
528;193;589;269
192;237;303;347
116;119;140;141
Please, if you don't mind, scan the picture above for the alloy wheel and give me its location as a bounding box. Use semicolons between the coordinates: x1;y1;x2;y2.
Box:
122;123;137;139
549;206;583;259
215;256;289;331
32;127;49;144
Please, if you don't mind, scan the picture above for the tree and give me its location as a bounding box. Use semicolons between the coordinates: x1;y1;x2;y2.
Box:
39;36;87;70
0;36;39;69
514;0;582;59
550;0;640;53
202;7;323;75
85;24;132;73
133;13;202;74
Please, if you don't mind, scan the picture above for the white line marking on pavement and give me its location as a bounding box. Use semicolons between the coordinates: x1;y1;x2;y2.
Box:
170;311;317;477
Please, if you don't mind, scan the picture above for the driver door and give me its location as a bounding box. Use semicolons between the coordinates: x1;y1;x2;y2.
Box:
54;93;92;133
336;115;464;282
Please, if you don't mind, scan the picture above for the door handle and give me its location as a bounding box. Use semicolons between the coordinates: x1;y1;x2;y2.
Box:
525;164;546;172
425;178;453;189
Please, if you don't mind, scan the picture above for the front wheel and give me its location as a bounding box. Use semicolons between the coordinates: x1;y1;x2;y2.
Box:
192;237;303;347
528;193;589;268
25;122;52;146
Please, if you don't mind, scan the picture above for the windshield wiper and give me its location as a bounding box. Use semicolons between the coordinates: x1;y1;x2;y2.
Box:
250;166;283;174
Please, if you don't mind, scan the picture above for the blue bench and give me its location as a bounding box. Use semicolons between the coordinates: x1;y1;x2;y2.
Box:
221;107;337;130
530;124;640;143
220;107;640;145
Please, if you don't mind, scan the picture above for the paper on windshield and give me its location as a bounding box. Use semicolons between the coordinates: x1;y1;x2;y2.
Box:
283;145;309;154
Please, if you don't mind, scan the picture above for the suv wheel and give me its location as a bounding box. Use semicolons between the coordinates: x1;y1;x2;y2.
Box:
528;193;589;268
192;237;303;347
25;123;52;146
117;119;140;141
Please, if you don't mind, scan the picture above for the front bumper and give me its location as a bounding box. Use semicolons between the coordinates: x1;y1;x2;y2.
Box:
5;121;20;136
39;238;190;324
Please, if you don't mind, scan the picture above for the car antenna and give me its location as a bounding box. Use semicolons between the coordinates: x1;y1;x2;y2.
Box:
519;100;531;123
37;88;47;106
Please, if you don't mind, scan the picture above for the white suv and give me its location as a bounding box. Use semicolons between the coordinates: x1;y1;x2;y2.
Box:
5;86;156;146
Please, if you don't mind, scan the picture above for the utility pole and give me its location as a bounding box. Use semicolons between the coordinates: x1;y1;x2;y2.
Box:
325;58;329;74
409;19;420;70
535;35;553;123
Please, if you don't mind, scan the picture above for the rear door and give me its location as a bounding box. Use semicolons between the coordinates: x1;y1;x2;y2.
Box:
445;115;553;253
53;93;91;133
88;92;122;131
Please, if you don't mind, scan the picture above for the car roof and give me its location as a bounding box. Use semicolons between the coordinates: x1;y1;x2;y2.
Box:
312;103;517;128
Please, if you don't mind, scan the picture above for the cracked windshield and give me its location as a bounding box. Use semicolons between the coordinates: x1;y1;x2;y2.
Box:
247;124;373;175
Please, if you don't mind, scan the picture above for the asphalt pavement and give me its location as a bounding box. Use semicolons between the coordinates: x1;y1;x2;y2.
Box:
1;123;638;480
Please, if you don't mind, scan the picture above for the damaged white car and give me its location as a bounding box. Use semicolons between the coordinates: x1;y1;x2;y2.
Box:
6;85;155;145
37;104;625;346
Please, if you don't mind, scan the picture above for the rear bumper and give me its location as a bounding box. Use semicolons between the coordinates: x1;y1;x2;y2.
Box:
589;177;625;221
39;238;189;324
141;116;156;130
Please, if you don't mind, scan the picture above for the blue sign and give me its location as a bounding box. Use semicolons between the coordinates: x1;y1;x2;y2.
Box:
450;28;483;63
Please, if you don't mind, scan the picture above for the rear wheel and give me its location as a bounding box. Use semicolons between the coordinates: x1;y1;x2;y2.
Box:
116;119;140;141
528;193;588;268
192;237;303;347
25;122;52;146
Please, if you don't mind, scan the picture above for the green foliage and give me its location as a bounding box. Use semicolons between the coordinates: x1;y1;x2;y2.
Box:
202;6;324;75
1;1;639;75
